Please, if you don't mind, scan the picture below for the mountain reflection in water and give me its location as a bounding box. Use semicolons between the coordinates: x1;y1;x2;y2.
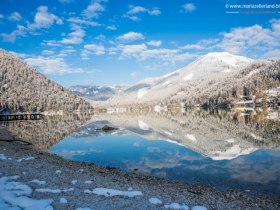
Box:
1;109;280;198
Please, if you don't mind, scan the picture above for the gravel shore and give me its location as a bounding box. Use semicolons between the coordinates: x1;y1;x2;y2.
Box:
0;129;279;210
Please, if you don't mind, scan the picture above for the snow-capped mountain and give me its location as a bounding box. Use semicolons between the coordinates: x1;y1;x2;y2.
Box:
70;85;130;101
107;52;253;105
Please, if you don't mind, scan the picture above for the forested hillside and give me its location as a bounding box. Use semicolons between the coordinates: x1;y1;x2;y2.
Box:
175;60;280;107
0;49;92;113
106;52;279;109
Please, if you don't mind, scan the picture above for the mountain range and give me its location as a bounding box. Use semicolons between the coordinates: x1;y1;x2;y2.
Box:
107;52;252;103
1;49;279;113
105;52;279;108
70;85;129;101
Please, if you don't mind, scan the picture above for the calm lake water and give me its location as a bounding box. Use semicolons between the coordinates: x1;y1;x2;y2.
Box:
49;109;280;198
2;109;280;198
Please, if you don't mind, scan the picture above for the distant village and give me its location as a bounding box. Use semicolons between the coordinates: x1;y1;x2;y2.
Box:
234;87;280;109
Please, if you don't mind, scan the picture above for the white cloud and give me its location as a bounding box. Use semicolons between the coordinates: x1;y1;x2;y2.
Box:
82;2;105;19
180;39;220;52
116;43;196;63
81;44;105;59
182;44;204;50
147;40;162;47
1;6;62;42
25;56;83;75
58;46;76;57
42;26;85;46
106;25;117;30
271;19;280;34
121;44;147;57
41;40;62;47
67;17;101;26
176;19;280;58
42;50;54;55
108;18;280;68
1;25;26;42
60;26;85;45
95;34;106;41
139;48;179;61
28;6;63;29
219;22;280;54
125;15;140;22
149;9;161;16
127;6;147;15
183;3;196;13
8;12;22;21
127;5;161;16
124;5;161;21
9;51;28;59
117;32;144;42
85;44;105;55
0;14;4;19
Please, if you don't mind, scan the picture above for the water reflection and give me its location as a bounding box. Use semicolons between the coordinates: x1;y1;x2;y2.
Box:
71;109;280;160
1;108;280;197
0;113;92;149
50;109;280;197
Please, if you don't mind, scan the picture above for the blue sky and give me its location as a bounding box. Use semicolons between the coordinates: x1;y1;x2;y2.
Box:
1;0;280;87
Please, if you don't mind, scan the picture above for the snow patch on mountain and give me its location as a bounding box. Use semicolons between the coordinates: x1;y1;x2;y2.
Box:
202;52;251;66
138;88;149;99
184;73;193;81
163;69;181;78
248;69;260;77
162;81;171;87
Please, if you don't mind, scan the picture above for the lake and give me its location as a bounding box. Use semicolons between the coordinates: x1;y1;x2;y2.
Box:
2;108;280;198
51;108;280;198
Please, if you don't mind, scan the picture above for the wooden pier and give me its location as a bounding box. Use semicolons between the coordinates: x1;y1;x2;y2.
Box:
0;113;43;121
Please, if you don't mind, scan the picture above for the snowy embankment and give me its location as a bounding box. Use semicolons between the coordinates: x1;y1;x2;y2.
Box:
0;171;207;210
0;150;210;210
0;176;53;210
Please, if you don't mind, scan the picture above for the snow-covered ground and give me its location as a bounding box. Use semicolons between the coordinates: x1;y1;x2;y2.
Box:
84;188;143;197
0;176;53;210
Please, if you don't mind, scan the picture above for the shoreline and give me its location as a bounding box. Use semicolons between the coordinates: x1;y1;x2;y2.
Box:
0;130;279;209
